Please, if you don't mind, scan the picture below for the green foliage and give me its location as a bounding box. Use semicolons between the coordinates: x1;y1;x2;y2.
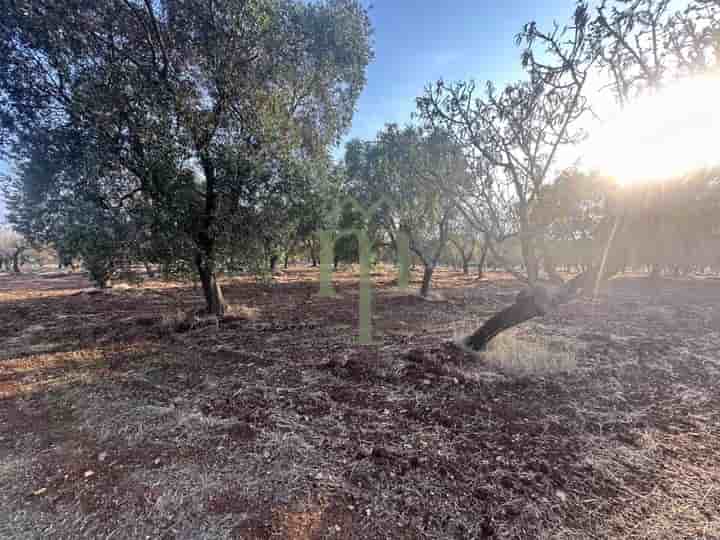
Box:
342;124;466;295
344;125;463;266
0;0;372;308
0;226;27;272
334;200;373;266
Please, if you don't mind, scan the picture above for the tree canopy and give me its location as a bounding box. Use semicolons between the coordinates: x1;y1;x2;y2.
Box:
1;0;372;312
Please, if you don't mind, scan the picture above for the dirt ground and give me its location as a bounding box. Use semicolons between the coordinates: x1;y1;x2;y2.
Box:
2;267;720;539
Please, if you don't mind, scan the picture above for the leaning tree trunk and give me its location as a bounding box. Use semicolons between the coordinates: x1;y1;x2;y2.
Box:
463;216;628;352
463;285;551;350
462;274;588;351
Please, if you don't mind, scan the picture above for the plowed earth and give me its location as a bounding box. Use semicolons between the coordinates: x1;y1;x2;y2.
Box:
2;268;720;539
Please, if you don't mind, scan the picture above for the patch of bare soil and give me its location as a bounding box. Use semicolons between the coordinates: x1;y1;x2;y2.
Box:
1;268;720;539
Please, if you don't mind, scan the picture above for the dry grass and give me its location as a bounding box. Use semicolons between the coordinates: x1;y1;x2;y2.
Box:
476;330;579;374
2;269;720;539
450;313;579;375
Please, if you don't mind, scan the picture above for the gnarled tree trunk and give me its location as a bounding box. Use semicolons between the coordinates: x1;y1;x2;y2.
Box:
462;273;592;351
463;285;551;350
12;253;21;273
12;247;25;273
463;217;627;351
420;264;434;297
193;156;227;317
477;238;489;279
195;251;226;316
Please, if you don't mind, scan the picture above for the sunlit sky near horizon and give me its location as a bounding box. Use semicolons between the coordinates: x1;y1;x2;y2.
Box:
0;0;578;223
583;73;720;184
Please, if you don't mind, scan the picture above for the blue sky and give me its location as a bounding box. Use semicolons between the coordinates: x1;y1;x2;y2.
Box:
0;0;578;222
339;0;578;146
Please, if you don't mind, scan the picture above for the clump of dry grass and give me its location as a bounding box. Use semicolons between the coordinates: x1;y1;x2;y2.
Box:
450;313;579;375
224;303;260;320
455;329;578;375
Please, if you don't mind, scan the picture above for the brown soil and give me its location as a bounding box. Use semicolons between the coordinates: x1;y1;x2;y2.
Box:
1;267;720;539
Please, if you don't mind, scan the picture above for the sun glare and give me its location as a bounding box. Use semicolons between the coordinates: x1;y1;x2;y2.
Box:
585;74;720;185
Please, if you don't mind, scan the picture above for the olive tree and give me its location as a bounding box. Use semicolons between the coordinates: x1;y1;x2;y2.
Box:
416;2;594;286
0;0;372;314
344;125;468;297
460;0;720;350
0;226;27;273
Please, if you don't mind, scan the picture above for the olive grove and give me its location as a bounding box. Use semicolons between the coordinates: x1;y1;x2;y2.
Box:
1;0;372;313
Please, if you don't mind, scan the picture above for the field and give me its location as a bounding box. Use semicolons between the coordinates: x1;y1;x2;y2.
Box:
2;268;720;539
